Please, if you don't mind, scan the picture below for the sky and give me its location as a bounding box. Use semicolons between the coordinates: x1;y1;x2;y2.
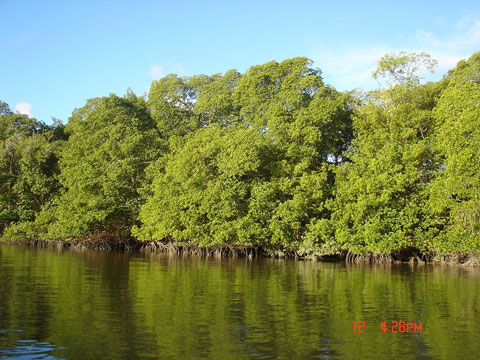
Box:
1;0;480;123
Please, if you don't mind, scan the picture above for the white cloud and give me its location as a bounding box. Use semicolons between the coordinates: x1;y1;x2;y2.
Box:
415;30;442;48
150;64;165;79
310;15;480;91
149;63;187;80
457;14;480;35
312;47;390;90
14;102;32;117
419;26;480;50
413;16;480;75
174;64;187;75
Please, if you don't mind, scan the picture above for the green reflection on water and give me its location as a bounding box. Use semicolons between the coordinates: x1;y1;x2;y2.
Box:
0;245;479;359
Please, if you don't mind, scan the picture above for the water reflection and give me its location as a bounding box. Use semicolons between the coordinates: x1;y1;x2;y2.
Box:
0;336;65;359
0;245;479;359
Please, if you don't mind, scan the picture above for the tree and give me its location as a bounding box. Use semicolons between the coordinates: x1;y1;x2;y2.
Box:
427;51;480;253
148;74;210;138
372;51;437;86
329;53;443;254
135;58;353;251
193;70;242;127
0;106;61;237
0;101;13;116
134;126;275;245
45;92;161;239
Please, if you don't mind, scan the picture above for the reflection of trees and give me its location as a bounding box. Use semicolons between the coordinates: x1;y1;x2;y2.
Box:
1;246;479;359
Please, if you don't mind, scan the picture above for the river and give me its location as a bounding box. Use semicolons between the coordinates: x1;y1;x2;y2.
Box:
0;245;479;359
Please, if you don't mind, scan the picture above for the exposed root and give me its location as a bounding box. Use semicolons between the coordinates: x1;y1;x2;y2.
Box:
3;236;140;251
461;255;480;267
340;251;394;264
139;241;263;259
22;239;67;249
433;253;480;267
2;238;479;267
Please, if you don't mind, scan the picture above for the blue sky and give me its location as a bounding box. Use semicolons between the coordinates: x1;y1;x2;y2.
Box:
1;0;479;123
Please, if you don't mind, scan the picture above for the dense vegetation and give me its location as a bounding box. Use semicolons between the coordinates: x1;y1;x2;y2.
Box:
1;51;479;257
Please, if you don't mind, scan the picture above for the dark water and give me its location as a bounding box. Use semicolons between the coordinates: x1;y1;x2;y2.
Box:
0;246;479;360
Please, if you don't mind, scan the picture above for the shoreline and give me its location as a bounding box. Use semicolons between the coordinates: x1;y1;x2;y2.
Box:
2;238;479;267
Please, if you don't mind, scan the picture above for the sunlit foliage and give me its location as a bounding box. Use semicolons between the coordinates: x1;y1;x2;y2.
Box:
1;52;479;256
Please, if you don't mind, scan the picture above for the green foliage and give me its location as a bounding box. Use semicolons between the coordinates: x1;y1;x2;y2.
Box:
134;126;273;245
427;52;480;253
134;57;350;249
45;93;161;239
0;112;61;237
330;67;444;253
372;51;438;86
193;70;242;127
0;101;13;116
233;57;323;129
148;74;208;137
2;52;480;257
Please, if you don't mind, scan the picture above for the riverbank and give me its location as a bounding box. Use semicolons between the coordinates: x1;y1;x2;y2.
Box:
2;237;479;267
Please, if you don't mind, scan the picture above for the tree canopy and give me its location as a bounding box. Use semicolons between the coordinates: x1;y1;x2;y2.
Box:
1;51;479;257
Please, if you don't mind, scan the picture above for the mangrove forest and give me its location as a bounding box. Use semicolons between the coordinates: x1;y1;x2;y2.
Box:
1;51;479;263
